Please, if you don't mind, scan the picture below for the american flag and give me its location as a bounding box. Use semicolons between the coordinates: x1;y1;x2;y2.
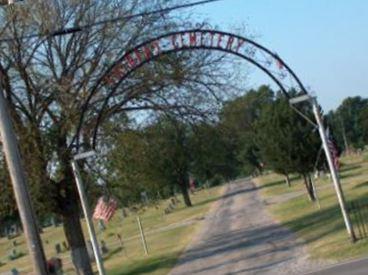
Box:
326;129;340;170
93;197;118;222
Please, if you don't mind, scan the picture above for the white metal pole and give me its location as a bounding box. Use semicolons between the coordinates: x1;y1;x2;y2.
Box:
312;98;356;242
0;85;48;274
71;160;106;275
136;216;148;255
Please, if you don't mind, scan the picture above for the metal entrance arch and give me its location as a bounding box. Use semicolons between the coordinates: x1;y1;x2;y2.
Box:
75;29;355;241
74;29;309;148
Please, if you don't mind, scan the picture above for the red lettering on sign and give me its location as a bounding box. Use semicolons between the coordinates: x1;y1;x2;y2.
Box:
151;40;161;55
180;33;186;47
105;63;125;84
236;39;246;52
217;34;224;48
115;64;125;76
143;45;152;60
189;32;197;47
134;49;142;63
125;54;136;68
226;36;235;50
171;34;180;49
210;32;216;47
200;32;206;47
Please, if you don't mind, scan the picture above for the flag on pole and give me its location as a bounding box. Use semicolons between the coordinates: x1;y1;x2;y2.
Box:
93;197;118;222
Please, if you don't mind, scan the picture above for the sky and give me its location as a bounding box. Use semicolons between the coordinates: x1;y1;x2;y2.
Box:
191;0;368;111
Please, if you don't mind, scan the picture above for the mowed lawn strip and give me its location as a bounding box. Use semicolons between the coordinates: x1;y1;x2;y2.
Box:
0;185;225;274
254;150;368;261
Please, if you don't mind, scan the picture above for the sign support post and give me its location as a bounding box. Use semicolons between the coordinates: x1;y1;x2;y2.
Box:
71;154;106;275
290;95;356;242
311;98;356;242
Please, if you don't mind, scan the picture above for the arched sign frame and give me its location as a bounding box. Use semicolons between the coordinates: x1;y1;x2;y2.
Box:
74;29;309;149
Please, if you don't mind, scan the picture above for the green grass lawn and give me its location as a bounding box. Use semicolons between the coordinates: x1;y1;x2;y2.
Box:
0;186;224;274
255;150;368;262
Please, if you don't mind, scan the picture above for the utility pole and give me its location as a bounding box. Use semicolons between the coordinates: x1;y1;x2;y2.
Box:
290;94;356;242
0;2;48;273
71;152;106;275
0;84;48;273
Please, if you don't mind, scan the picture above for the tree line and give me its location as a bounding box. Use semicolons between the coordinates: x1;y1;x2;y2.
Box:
98;87;368;208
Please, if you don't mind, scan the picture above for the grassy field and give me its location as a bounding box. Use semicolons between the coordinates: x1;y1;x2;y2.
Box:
255;150;368;262
0;185;224;274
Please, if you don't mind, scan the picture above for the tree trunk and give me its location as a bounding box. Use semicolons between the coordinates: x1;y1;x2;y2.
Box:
63;209;93;275
58;146;93;275
179;179;192;207
285;174;291;187
303;174;316;202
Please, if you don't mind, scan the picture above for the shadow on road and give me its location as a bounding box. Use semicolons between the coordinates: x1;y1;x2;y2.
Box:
176;223;303;274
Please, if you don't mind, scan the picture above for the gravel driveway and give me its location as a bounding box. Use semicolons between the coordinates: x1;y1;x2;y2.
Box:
169;180;325;275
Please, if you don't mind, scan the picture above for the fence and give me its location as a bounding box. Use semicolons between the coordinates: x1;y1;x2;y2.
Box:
349;200;368;240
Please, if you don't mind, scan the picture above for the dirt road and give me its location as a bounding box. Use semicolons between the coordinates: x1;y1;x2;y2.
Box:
170;180;324;275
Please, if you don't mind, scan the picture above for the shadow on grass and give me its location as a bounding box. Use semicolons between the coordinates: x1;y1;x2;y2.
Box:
353;181;368;189
340;164;362;173
109;254;178;275
281;204;346;244
280;192;368;245
340;170;364;180
104;247;123;261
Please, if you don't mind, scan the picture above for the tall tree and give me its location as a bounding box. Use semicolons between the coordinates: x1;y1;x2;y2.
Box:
107;116;194;207
255;96;321;200
328;96;368;150
219;85;274;175
361;107;368;145
190;122;239;183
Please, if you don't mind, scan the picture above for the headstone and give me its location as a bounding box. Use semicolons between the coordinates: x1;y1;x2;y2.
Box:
100;240;108;254
121;208;128;218
55;243;62;254
141;191;149;205
8;249;21;261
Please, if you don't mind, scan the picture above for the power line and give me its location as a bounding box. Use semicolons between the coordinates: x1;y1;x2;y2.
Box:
0;0;223;42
